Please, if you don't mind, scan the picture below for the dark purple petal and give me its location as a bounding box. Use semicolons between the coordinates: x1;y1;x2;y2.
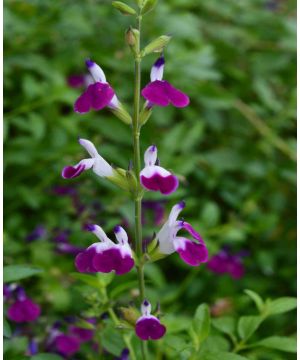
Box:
62;164;85;179
75;247;98;273
142;81;169;106
140;173;179;195
93;248;134;275
7;298;41;323
207;255;228;274
176;240;209;266
181;222;204;244
55;334;81;357
68;75;85;88
74;88;93;113
165;82;190;108
70;326;94;342
142;80;189;108
135;317;166;340
228;259;245;279
74;82;115;113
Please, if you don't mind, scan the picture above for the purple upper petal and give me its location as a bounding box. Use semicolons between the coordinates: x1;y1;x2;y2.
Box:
140;173;179;195
181;222;205;244
176;239;209;266
93;247;134;275
62;164;85;179
135;317;166;340
74;82;115;113
141;80;189;108
7;298;41;323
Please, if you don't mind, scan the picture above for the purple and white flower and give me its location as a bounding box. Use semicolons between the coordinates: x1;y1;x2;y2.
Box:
157;201;208;266
141;56;190;108
135;300;166;341
140;145;178;195
62;138;113;180
75;224;134;275
74;59;119;113
7;288;41;323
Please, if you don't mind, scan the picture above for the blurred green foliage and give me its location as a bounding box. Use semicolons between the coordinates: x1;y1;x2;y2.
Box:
4;0;296;359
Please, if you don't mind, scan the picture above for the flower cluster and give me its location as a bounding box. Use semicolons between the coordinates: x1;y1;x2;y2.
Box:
62;56;208;344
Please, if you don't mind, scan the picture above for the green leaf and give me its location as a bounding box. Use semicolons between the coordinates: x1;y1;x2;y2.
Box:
96;272;115;287
4;265;43;282
71;273;103;289
212;317;236;337
267;297;296;315
244;289;264;312
191;304;211;346
141;0;157;15
237;315;262;341
254;336;296;353
201;352;248;360
112;1;136;15
4;318;12;338
31;354;64;360
100;323;125;356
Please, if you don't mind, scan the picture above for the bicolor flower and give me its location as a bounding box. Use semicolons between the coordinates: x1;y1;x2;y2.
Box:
135;300;166;341
75;225;134;275
140;145;179;195
74;59;119;113
157;201;208;266
62;138;114;180
141;56;190;108
207;248;245;279
7;288;41;323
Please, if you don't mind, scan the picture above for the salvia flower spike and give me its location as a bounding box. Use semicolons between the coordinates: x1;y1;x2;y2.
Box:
141;55;190;108
157;201;209;266
140;145;179;195
135;300;166;340
74;59;119;113
62;138;114;179
75;224;135;275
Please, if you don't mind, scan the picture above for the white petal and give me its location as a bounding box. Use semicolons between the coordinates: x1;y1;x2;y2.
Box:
140;165;171;179
141;300;151;316
93;155;114;178
84;74;94;87
114;226;128;244
108;94;119;109
90;225;114;245
157;221;175;254
144;145;157;166
86;59;106;83
150;56;165;81
79;138;99;158
78;158;95;170
168;201;185;227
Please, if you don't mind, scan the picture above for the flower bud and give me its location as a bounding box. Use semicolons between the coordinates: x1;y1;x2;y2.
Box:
109;103;132;125
125;28;140;56
141;0;158;15
126;170;139;195
112;1;137;15
119;306;140;326
139;104;152;126
141;35;171;56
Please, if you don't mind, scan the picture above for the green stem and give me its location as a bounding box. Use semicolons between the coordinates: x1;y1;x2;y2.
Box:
108;308;137;360
132;14;148;360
